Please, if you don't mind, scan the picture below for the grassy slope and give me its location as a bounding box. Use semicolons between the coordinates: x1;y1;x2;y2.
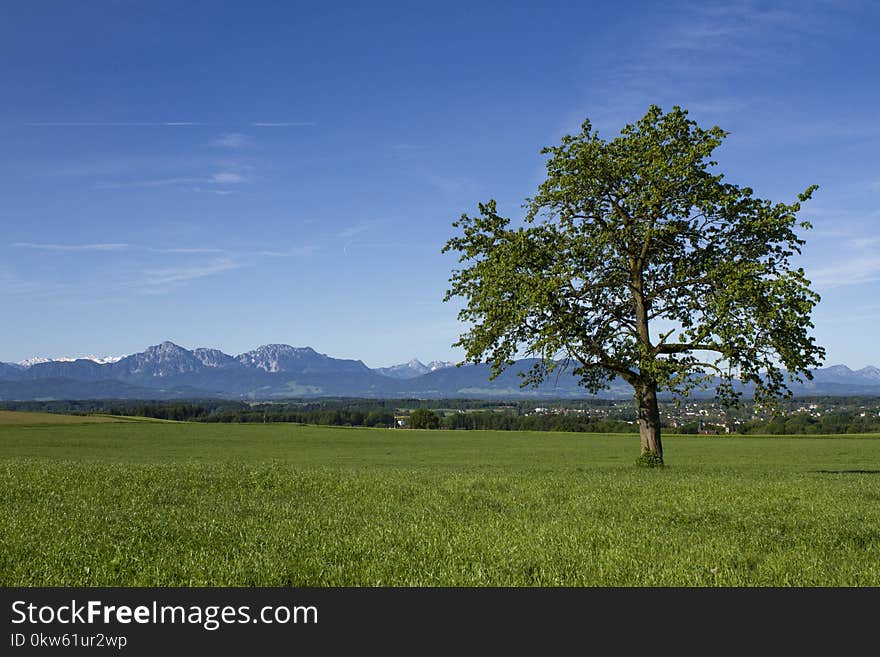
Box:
1;422;879;586
0;410;127;425
0;410;173;425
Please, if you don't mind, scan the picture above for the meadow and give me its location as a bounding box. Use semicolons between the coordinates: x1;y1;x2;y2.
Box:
1;411;879;586
0;410;157;425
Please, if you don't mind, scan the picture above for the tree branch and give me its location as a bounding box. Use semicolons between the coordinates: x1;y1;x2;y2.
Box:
656;342;723;355
646;276;710;301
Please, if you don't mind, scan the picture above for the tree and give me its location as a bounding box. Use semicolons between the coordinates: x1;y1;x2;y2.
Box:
409;408;440;429
442;105;824;466
366;409;395;427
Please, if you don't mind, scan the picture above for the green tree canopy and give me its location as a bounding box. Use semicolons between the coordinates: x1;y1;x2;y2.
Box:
443;105;824;465
408;408;440;430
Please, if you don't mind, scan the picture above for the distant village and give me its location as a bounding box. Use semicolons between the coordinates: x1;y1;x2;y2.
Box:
3;395;879;434
517;397;880;434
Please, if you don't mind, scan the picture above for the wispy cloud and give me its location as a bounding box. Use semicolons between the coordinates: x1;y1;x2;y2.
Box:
258;246;317;257
0;263;91;303
12;242;129;252
424;174;480;195
389;143;429;163
95;177;202;189
251;122;315;127
560;1;829;139
23;121;207;127
14;242;231;255
142;257;240;291
13;242;308;258
336;219;392;257
23;120;314;129
34;155;204;179
210;172;249;184
95;170;252;189
213;133;249;149
138;245;316;292
848;237;880;250
661;3;814;55
148;247;227;254
337;219;386;239
0;267;53;296
819;305;880;326
810;255;880;288
193;188;237;195
8;243;319;298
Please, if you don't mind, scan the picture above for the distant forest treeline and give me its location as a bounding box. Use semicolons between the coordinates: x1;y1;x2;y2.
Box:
2;398;880;434
0;399;636;432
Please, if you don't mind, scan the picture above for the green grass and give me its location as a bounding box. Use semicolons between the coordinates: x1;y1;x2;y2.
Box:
1;421;879;586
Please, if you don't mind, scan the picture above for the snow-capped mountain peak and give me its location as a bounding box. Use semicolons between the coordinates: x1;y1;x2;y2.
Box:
375;358;455;379
856;366;880;380
820;364;854;378
17;357;56;368
17;354;124;368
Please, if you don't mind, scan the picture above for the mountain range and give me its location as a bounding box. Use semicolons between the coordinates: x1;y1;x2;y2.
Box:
375;359;456;379
1;341;879;401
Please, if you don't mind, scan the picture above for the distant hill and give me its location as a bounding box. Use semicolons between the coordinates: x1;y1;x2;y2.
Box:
0;362;23;380
2;341;879;400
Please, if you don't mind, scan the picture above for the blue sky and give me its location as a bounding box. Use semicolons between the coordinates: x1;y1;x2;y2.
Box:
1;1;878;368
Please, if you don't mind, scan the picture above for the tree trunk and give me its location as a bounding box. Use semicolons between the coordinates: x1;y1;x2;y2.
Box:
635;382;663;464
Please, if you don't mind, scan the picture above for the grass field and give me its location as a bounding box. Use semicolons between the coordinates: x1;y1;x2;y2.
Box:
0;410;166;425
1;415;879;586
